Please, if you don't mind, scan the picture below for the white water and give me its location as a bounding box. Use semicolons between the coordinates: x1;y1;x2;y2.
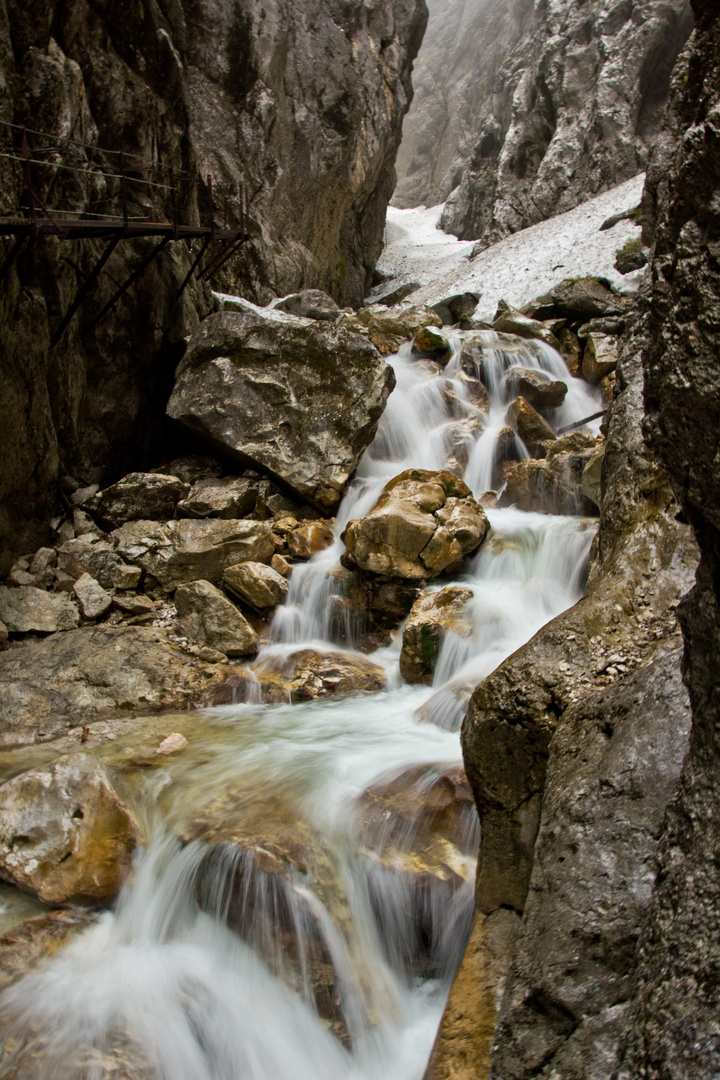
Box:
0;331;600;1080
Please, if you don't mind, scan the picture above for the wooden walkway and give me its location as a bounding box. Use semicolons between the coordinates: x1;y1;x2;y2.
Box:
0;120;253;344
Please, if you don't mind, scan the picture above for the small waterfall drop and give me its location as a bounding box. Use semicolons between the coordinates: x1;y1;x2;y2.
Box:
0;330;601;1080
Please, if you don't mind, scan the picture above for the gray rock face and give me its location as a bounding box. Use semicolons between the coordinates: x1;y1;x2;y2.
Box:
0;626;256;746
436;0;692;243
615;7;720;1075
0;753;141;905
167;307;396;513
175;579;258;656
0;0;426;571
110;518;275;590
394;0;534;209
72;573;113;620
489;644;691;1080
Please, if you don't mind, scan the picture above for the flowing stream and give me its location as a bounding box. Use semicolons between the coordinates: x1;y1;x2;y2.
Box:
0;332;600;1079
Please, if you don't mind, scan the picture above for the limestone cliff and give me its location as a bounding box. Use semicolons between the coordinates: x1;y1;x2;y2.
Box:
393;0;533;210
0;0;426;570
394;0;693;244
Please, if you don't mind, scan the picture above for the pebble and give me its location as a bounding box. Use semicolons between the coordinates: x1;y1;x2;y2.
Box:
156;733;188;755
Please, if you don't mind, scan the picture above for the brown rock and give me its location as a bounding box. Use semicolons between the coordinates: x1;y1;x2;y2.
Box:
175;579;258;656
555;328;582;376
400;587;474;685
582;332;619;385
273;289;341;321
271;554;292;578
111;519;275;591
287;522;335;558
492;304;562;351
411;325;451;359
86;473;190;528
254;648;386;702
0;586;79;633
340;303;443;355
0;753;141;904
57;537;142;591
175;476;259;519
343;469;489;580
223;561;289;610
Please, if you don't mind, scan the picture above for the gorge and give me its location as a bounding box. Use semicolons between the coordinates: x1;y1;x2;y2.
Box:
0;1;718;1078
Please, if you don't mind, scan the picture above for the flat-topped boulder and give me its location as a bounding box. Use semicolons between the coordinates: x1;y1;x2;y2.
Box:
110;518;275;590
167;306;395;514
254;647;387;703
0;586;79;633
502;367;567;411
85;473;190;528
343;469;489;580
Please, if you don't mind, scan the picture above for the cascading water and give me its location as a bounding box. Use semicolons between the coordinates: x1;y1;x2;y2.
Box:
0;331;601;1080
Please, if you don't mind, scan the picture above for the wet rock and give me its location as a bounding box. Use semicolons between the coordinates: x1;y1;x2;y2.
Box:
555;328;582;377
343;469;489;580
187;805;361;1044
489;646;691;1080
355;763;479;977
443;416;486;473
156;733;188;755
111;519;275;591
0;753;140;904
85;473;190;528
57;537;142;591
175;476;259;519
582;332;620;385
272;290;341;321
72;573;112;621
505;397;556;456
175;580;258;657
0;908;100;994
0;626;255;746
339;302;443;355
582;447;606;510
223;561;289;611
0;586;80;634
254;648;386;702
492;303;562;351
411;326;451;359
400;587;474;685
167;306;395;514
502;367;567;411
499;453;599;516
287;521;335;558
271;554;292;578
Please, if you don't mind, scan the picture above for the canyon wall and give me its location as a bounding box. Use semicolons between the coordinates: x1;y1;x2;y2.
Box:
394;0;693;248
0;0;426;570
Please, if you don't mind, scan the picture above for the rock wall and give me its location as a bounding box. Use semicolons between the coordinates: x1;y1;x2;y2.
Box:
403;0;693;243
426;299;700;1074
392;0;533;210
0;0;426;571
613;4;720;1074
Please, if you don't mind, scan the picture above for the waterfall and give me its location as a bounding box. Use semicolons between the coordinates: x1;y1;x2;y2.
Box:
0;331;600;1080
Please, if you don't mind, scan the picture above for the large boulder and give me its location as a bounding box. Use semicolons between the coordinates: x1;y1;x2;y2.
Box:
0;753;141;904
175;476;259;520
85;473;190;528
0;626;256;746
110;519;275;591
400;587;474;685
167;306;395;514
343;469;489;580
57;537;142;591
0;586;79;634
174;580;258;657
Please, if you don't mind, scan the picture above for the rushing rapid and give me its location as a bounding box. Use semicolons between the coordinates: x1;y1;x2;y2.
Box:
0;331;600;1080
